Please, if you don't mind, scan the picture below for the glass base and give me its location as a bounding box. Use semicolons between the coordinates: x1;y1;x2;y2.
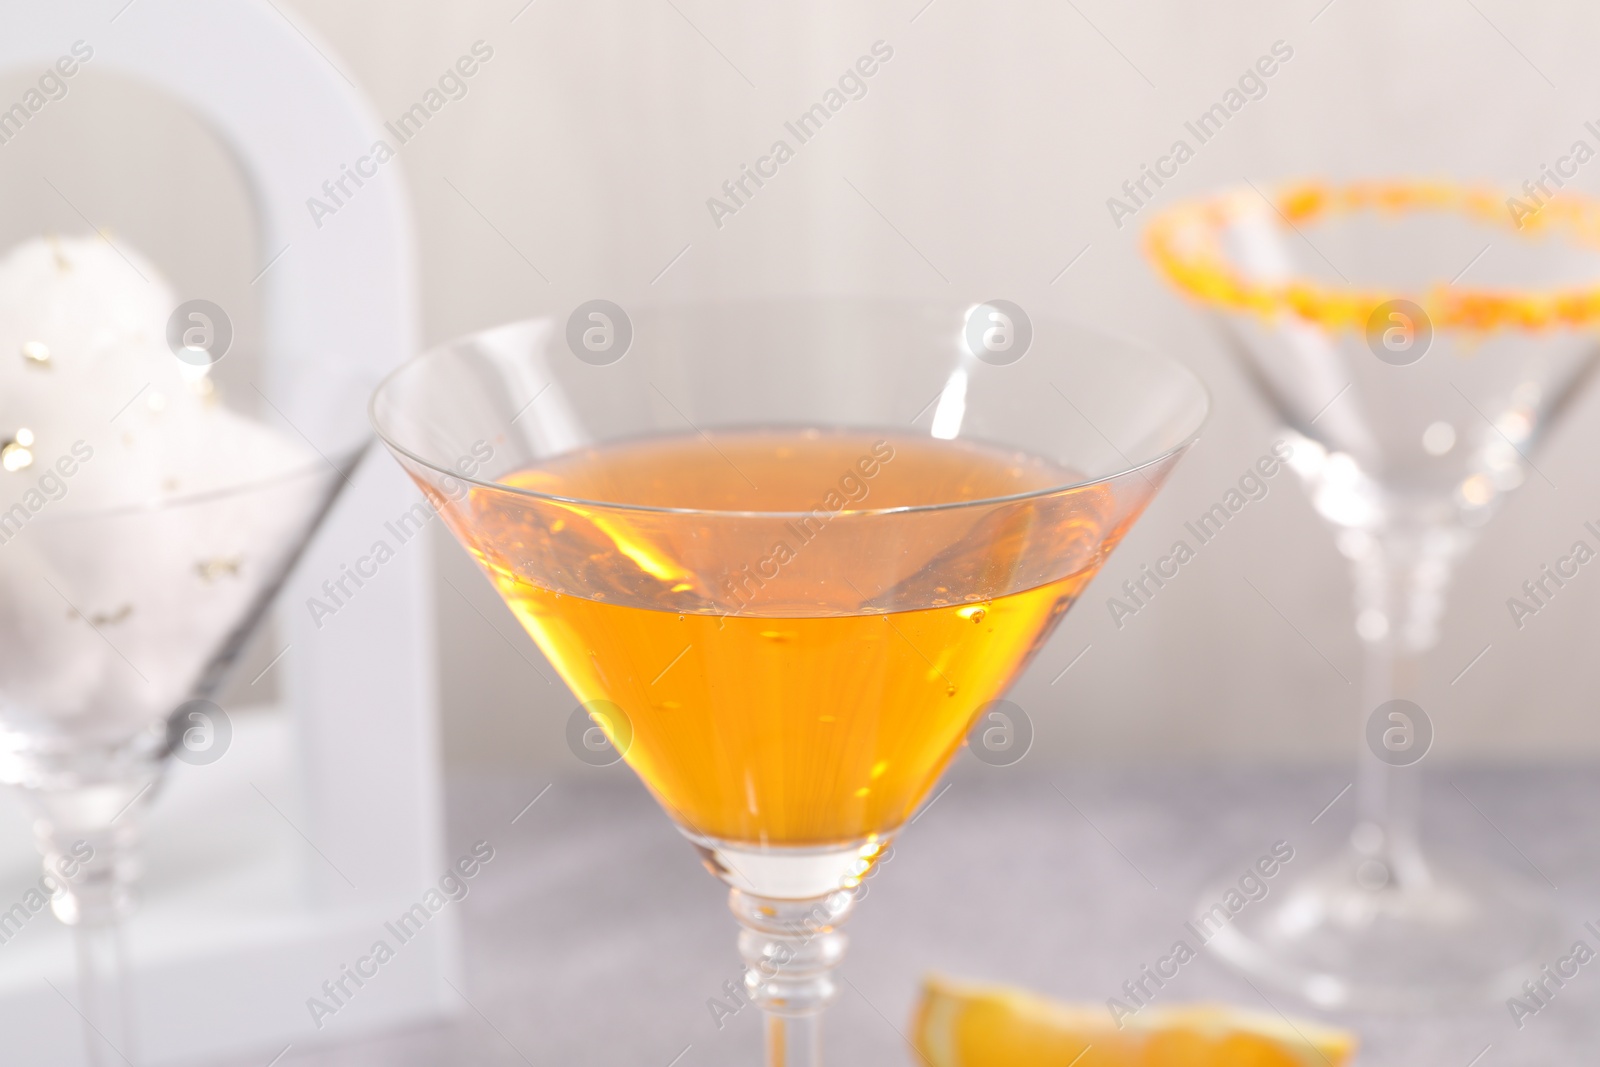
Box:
686;833;886;899
1202;842;1567;1011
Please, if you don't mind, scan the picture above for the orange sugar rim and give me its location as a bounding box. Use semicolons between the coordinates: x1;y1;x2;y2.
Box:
1143;179;1600;334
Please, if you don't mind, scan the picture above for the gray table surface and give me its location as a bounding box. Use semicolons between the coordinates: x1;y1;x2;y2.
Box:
219;764;1600;1066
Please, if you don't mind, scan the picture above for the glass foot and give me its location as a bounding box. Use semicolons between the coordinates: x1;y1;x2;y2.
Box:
1201;839;1567;1011
686;833;888;899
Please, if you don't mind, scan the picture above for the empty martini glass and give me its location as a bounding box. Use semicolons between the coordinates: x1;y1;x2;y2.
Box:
371;298;1208;1065
1147;179;1600;1009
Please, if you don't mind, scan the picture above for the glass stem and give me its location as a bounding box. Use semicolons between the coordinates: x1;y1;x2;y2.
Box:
33;781;150;1067
74;918;135;1067
729;888;856;1067
763;1015;820;1067
1354;612;1423;866
1349;526;1457;887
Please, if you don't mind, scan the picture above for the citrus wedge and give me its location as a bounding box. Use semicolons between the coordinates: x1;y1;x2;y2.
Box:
912;974;1356;1067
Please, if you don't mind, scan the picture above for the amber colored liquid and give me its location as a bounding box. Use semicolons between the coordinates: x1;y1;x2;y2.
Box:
461;430;1119;847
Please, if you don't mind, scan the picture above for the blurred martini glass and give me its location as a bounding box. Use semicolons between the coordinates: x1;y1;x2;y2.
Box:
0;234;370;1064
1147;179;1599;1009
371;299;1208;1066
0;463;359;1063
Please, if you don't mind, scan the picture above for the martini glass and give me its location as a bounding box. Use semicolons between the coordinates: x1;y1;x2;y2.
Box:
371;298;1208;1065
1146;179;1600;1009
0;430;365;1063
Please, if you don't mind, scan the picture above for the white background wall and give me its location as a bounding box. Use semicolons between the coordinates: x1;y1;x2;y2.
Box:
4;0;1599;770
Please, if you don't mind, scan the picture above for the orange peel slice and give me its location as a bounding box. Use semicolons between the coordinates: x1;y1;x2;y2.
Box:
911;973;1357;1067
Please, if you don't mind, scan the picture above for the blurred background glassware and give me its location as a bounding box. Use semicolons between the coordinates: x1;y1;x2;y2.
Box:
1;5;429;1059
1147;179;1600;1010
371;298;1209;1066
1;467;363;1063
0;317;369;1065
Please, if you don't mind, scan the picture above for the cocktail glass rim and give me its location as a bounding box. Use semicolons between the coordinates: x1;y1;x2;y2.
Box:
370;296;1210;516
20;448;366;525
1145;176;1600;335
